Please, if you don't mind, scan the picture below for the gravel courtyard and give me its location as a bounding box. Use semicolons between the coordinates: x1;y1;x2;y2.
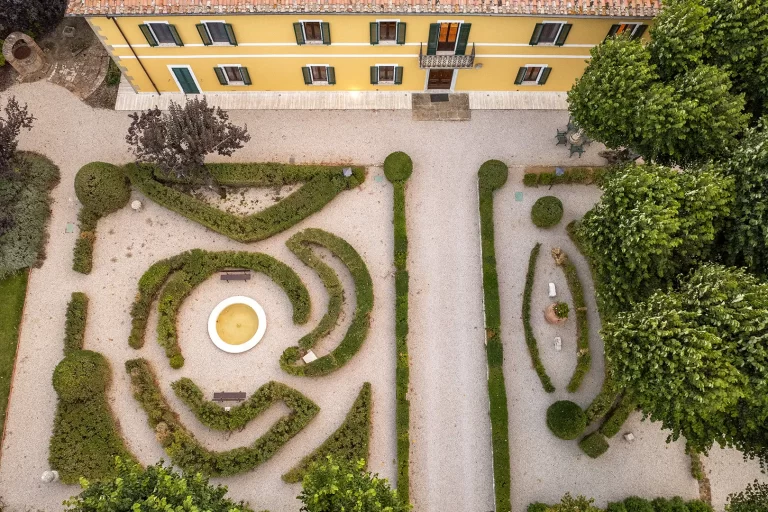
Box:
0;81;764;511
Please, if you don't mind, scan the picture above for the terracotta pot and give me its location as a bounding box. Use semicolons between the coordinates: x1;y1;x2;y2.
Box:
544;303;567;325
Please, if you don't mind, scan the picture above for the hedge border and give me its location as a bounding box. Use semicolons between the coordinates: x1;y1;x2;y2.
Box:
523;243;555;393
280;228;373;377
599;392;636;438
556;250;591;393
171;377;319;432
523;167;608;187
579;431;610;458
126;358;319;476
124;162;365;243
281;382;371;483
385;152;412;503
478;160;512;512
64;292;88;355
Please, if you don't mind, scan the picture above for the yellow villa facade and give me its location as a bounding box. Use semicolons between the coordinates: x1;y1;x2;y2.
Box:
66;0;659;97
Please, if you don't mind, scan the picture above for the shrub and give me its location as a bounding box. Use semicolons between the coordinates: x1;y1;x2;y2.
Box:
553;301;569;319
579;431;609;458
74;162;130;216
523;243;555;392
124;162;364;243
531;196;564;228
528;504;550;512
623;497;654;512
651;497;689;512
607;502;628;512
280;229;373;377
477;160;512;512
600;393;636;438
546;400;587;440
556;251;590;393
63;292;88;355
126;358;319;476
52;350;110;403
282;382;371;483
384;152;413;183
523;167;608;187
686;501;713;512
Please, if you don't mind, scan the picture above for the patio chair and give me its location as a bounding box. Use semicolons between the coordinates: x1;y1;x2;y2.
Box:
569;143;585;158
556;130;568;146
567;117;579;132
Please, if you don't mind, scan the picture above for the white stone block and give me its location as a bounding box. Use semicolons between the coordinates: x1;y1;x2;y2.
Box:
624;432;635;442
554;337;562;351
302;350;318;364
549;282;557;297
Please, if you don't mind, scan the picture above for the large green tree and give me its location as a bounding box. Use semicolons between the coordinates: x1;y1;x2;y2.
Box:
299;457;410;512
64;458;253;512
0;0;68;38
603;264;768;464
577;164;733;313
727;480;768;512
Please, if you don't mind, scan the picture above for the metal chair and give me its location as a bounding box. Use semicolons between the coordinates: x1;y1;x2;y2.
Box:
567;117;578;132
569;143;585;158
556;130;568;146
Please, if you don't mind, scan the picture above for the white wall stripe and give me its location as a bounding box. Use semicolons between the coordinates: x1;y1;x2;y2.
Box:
117;53;592;59
112;42;596;48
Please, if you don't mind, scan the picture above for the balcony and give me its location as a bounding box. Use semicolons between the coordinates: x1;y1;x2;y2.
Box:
419;43;475;69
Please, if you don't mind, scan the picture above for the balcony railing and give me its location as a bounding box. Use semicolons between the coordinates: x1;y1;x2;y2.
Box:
419;43;475;69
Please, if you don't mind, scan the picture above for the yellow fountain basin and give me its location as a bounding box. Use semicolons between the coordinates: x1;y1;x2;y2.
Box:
215;303;259;345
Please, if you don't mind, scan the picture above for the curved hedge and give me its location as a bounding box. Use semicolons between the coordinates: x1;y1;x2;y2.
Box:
523;243;555;393
599;393;636;438
126;358;318;476
531;196;564;228
556;250;591;393
124;162;365;243
280;229;373;377
546;400;587;440
282;382;371;483
384;152;413;183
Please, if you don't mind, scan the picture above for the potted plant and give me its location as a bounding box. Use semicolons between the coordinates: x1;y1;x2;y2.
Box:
545;301;569;324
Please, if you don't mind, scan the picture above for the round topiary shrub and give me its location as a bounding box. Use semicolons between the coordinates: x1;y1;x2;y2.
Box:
531;196;564;228
74;162;130;216
478;160;508;190
52;350;110;402
546;400;587;440
383;151;413;183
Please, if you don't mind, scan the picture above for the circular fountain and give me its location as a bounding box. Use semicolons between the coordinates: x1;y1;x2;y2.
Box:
207;296;266;353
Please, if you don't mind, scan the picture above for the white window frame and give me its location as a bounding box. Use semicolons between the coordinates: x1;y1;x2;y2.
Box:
217;64;246;86
144;21;177;47
202;20;233;46
375;64;398;85
168;65;203;94
536;21;566;46
299;20;325;45
306;63;331;85
519;64;548;86
614;22;643;37
375;19;401;45
435;20;465;55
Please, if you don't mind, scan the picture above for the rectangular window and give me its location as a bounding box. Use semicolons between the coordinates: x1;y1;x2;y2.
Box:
524;66;543;83
538;22;563;44
148;23;176;45
606;23;647;40
311;65;327;82
616;23;640;36
515;65;551;86
303;22;323;42
224;66;243;83
379;22;397;42
214;65;251;86
438;22;460;52
205;22;230;44
378;65;395;83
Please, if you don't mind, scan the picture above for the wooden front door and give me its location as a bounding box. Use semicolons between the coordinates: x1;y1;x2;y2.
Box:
427;69;454;90
437;23;460;52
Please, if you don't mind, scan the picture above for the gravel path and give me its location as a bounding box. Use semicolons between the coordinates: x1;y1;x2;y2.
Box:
0;81;762;512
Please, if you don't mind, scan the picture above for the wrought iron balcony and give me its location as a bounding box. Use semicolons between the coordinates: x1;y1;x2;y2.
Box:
419;43;475;69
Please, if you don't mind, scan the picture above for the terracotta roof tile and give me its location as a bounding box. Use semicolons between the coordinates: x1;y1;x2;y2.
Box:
66;0;660;16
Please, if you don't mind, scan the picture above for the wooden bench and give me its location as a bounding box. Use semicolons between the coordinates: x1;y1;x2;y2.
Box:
221;269;251;282
213;392;246;402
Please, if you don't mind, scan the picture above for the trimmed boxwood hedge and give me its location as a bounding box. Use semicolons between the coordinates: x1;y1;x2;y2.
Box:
64;292;88;355
384;152;413;183
523;167;608;187
282;382;371;483
477;159;512;512
538;496;711;512
546;400;587;440
523;243;555;393
126;358;319;476
124;162;364;243
599;393;636;438
579;431;609;458
172;377;319;432
556;251;591;393
531;196;564;229
280;229;373;377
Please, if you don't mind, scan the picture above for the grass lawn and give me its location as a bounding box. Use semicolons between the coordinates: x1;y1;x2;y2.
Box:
0;270;28;441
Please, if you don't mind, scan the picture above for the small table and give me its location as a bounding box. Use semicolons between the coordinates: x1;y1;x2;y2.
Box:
568;130;584;145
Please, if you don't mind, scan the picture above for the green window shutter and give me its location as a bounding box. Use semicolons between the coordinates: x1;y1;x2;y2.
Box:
427;23;439;55
529;23;544;45
196;24;212;45
225;23;238;45
327;66;336;85
370;22;379;45
632;24;648;39
394;66;403;85
214;67;227;85
605;24;620;40
240;67;251;85
140;24;158;47
538;67;551;85
370;66;379;84
321;22;331;45
301;66;312;84
168;25;183;46
396;22;406;45
554;23;572;46
294;22;305;45
514;67;526;85
455;23;471;55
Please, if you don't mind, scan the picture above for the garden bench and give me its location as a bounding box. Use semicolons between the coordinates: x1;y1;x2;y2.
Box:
221;269;251;282
213;392;246;402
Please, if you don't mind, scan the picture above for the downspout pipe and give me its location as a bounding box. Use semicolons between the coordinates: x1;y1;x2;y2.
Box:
108;15;160;96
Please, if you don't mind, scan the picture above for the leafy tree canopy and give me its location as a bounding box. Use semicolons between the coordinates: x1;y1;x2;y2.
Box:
64;457;253;512
0;0;67;39
604;264;768;465
727;480;768;512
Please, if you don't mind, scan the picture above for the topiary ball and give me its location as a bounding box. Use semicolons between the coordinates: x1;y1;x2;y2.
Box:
74;162;130;216
579;431;609;458
52;350;110;403
478;160;508;190
546;400;587;440
531;196;564;228
383;152;413;183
